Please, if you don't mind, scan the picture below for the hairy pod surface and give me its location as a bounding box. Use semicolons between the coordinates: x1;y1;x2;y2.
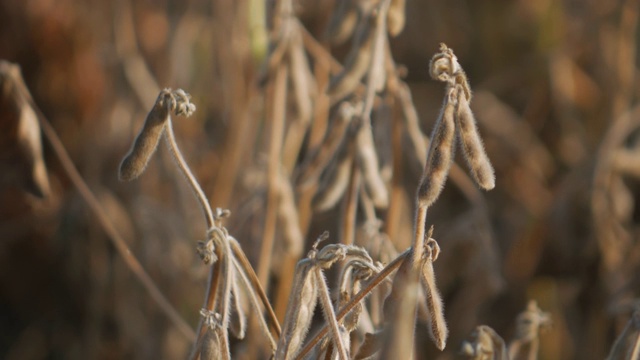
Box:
456;89;495;190
417;88;458;208
421;255;448;350
275;260;318;360
118;90;172;181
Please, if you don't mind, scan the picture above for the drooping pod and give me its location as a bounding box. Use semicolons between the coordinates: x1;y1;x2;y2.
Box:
417;87;458;208
420;243;448;350
274;259;318;360
456;91;495;190
118;90;173;181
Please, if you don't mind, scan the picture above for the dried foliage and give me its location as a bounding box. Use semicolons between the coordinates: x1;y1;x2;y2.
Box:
3;0;640;360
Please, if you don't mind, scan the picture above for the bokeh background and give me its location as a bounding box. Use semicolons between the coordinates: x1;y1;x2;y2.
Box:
1;0;639;359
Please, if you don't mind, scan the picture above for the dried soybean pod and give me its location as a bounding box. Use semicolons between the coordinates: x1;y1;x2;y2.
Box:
118;90;172;181
357;124;389;208
200;326;224;360
274;259;318;360
326;0;359;45
298;102;355;188
456;89;495;190
229;270;247;339
328;12;376;103
420;245;448;350
417;88;457;208
288;29;314;127
386;0;406;37
313;138;355;211
276;170;304;257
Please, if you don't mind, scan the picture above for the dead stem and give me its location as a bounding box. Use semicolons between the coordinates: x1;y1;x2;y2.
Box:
189;244;225;360
229;238;282;336
384;90;403;238
315;268;350;360
257;64;289;288
231;255;277;350
164;119;215;229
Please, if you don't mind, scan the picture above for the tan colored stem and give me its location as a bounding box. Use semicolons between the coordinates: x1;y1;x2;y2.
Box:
35;97;195;342
257;65;289;288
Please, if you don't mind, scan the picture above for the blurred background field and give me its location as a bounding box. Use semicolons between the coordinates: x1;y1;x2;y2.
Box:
1;0;639;359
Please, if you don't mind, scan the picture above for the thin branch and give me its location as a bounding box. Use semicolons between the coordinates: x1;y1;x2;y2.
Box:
164;119;215;229
36;108;196;341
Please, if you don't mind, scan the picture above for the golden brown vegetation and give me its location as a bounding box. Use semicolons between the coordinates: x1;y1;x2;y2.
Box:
2;0;640;359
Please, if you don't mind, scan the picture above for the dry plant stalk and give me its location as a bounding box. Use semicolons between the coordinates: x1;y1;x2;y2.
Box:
117;89;281;359
111;2;501;358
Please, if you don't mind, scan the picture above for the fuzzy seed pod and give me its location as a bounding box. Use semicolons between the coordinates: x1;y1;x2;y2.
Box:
420;253;448;350
118;90;172;181
274;260;318;360
417;89;458;208
200;326;225;360
456;88;495;190
229;271;247;339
